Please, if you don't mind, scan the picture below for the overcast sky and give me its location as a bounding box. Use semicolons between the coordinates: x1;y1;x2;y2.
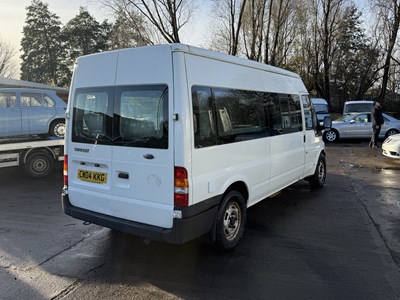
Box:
0;0;369;78
0;0;208;60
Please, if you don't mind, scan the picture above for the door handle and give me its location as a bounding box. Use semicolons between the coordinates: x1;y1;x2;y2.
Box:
118;172;129;179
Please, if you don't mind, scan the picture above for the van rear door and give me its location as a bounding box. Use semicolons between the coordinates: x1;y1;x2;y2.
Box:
68;46;175;229
111;84;174;228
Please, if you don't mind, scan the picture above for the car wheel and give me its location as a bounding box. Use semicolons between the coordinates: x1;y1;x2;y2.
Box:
23;150;54;178
324;129;338;143
50;120;65;137
307;153;326;189
215;190;247;251
385;129;398;138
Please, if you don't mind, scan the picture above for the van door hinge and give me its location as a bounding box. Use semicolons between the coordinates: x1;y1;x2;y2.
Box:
172;113;179;120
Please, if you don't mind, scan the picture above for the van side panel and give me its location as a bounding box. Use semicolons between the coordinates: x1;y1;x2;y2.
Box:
184;53;308;207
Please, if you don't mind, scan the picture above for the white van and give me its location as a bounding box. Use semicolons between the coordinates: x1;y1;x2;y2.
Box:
311;98;330;124
62;44;330;250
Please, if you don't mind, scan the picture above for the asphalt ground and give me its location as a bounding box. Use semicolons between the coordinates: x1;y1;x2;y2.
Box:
329;142;400;170
0;142;399;300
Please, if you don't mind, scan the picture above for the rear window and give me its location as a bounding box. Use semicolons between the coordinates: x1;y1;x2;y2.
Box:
71;85;168;149
344;103;373;113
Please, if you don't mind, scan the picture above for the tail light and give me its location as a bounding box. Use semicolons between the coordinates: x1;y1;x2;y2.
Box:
63;155;68;188
174;166;188;207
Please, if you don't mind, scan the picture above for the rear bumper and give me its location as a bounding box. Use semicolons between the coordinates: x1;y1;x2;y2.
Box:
62;192;220;244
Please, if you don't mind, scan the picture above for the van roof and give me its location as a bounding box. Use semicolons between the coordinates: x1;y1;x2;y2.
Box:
311;98;328;105
80;43;301;80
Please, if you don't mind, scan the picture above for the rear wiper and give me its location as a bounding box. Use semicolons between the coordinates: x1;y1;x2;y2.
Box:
94;133;112;143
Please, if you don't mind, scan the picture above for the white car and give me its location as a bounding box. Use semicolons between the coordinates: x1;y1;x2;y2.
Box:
382;134;400;159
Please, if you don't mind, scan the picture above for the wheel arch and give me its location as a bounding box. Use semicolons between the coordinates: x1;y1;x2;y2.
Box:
21;147;56;164
385;128;399;138
221;181;249;206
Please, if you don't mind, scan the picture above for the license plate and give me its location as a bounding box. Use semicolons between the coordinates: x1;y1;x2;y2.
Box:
78;169;107;184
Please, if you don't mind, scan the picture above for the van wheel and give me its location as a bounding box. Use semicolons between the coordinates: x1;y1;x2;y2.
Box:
23;150;54;178
307;154;326;189
50;120;65;137
216;191;246;251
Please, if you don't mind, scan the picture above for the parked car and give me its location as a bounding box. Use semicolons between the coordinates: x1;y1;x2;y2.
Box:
382;134;400;159
323;112;400;142
311;98;330;124
343;100;373;114
0;88;66;138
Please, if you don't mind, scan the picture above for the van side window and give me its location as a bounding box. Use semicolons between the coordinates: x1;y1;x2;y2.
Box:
0;92;17;108
289;95;302;132
301;95;316;130
213;88;267;144
270;93;282;134
192;86;216;148
192;86;306;148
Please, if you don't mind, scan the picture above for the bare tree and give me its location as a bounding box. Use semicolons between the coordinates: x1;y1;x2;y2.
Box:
307;0;347;104
263;0;297;67
96;0;197;44
209;0;248;55
370;0;400;102
0;37;18;78
242;0;266;61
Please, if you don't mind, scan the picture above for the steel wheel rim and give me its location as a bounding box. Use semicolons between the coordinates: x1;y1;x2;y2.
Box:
223;202;241;241
32;158;47;173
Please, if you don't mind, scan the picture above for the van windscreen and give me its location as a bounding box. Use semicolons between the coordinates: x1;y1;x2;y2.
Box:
71;85;168;149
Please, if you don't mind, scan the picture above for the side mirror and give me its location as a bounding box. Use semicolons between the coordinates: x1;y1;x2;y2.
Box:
323;116;332;129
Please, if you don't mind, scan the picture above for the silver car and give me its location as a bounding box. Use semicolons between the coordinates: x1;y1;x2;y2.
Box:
0;88;67;138
323;112;400;143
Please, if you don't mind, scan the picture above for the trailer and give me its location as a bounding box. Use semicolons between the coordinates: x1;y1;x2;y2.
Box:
0;136;64;178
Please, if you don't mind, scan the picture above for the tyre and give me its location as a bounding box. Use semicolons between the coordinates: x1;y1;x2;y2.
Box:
215;190;247;251
307;154;326;189
385;129;398;138
50;120;65;137
23;150;54;178
323;129;338;143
